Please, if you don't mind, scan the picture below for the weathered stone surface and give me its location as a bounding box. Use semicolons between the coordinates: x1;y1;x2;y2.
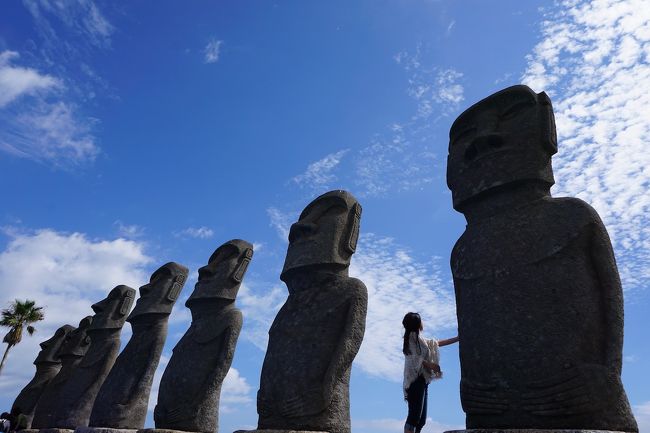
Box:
39;428;74;433
52;286;135;429
32;316;94;429
447;85;638;431
445;430;634;433
89;263;189;430
12;325;74;428
153;241;253;433
234;430;329;433
76;427;137;433
256;190;367;433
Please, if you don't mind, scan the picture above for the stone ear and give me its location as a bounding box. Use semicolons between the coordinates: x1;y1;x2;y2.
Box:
119;292;135;316
167;274;185;302
538;92;558;155
345;203;362;254
232;248;253;283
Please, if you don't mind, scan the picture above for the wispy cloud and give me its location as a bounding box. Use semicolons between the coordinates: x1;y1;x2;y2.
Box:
0;51;60;107
237;234;456;381
634;401;650;432
291;149;349;191
522;0;650;291
204;39;223;64
114;220;145;239
266;207;295;241
174;226;215;239
0;227;152;396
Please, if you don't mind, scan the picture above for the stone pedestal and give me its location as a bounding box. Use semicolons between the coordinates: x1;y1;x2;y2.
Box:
445;428;632;433
21;429;39;433
76;427;137;433
39;428;74;433
234;430;329;433
138;429;201;433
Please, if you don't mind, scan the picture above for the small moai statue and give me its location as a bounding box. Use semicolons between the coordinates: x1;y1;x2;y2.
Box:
447;85;638;431
147;240;253;433
32;317;93;429
51;286;136;431
11;324;74;428
85;263;189;433
254;190;368;433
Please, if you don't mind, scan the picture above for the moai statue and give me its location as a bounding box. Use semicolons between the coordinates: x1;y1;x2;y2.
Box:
447;85;638;431
52;286;135;430
32;317;93;429
11;324;74;428
87;263;189;432
254;190;368;433
149;240;253;433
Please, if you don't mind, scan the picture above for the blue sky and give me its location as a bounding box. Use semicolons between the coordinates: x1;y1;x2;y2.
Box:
1;1;649;432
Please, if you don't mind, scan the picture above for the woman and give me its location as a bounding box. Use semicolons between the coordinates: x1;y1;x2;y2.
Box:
402;312;458;433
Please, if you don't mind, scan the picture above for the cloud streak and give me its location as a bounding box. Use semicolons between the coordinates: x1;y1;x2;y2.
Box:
204;39;223;64
522;0;650;291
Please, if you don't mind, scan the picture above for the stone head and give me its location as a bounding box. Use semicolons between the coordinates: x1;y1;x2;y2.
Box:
88;285;136;331
33;324;75;365
446;84;557;211
57;316;93;358
128;262;189;322
281;190;362;281
186;240;254;307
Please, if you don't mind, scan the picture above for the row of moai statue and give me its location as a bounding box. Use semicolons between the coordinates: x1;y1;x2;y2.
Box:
11;85;638;433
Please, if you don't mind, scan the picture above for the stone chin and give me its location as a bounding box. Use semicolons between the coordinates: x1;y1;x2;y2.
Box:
280;246;350;281
186;281;241;306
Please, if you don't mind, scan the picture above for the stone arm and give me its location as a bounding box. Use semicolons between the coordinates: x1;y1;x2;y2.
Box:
589;219;625;373
211;318;242;390
322;282;368;404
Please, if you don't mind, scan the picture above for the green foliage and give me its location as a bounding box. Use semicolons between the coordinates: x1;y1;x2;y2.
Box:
0;299;45;375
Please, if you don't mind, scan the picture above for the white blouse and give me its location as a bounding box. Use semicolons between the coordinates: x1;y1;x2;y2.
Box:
402;332;440;398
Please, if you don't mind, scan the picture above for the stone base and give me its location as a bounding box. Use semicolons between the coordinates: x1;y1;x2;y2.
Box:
233;430;329;433
76;427;138;433
138;429;201;433
445;428;631;433
39;429;75;433
21;430;39;433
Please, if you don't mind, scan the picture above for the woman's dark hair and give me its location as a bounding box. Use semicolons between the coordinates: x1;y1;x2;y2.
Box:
402;312;422;355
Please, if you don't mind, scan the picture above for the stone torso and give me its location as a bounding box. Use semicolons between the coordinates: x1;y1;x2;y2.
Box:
90;320;168;429
32;358;85;428
257;275;367;433
154;307;242;433
12;364;61;428
53;331;122;429
452;197;632;429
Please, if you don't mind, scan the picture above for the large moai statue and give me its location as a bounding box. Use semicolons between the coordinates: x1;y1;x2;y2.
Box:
52;286;135;430
446;85;638;431
32;317;93;429
11;324;74;428
149;240;253;433
87;263;189;432
254;190;368;433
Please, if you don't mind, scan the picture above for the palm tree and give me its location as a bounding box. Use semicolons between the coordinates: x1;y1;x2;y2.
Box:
0;299;45;376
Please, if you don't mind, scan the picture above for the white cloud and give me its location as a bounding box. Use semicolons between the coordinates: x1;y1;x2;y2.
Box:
204;39;223;64
0;227;152;397
353;417;463;433
114;220;145;239
634;401;650;432
221;368;252;406
0;51;60;108
350;234;456;381
237;233;457;381
522;0;650;290
174;226;215;239
266;207;295;241
0;100;101;166
291;149;349;191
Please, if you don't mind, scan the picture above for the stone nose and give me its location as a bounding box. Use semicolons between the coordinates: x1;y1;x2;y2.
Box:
288;222;317;243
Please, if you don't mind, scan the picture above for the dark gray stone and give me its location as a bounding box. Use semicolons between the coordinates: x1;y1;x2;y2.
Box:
447;85;638;432
256;190;367;433
76;427;136;433
89;263;189;430
12;325;74;428
32;317;94;429
52;286;136;429
153;240;253;433
234;430;329;433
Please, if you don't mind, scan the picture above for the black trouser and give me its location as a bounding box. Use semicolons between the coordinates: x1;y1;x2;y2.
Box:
405;375;428;433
